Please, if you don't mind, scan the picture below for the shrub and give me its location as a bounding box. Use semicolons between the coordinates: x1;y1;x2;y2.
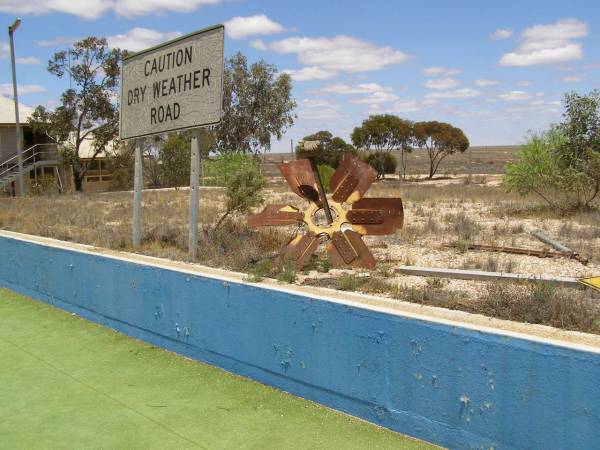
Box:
210;155;266;230
159;134;191;188
504;90;600;212
317;164;335;192
365;152;397;179
203;153;259;187
295;131;356;168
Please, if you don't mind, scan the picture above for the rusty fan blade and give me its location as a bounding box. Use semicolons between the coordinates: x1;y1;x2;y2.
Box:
327;230;376;269
329;154;377;204
278;160;321;204
247;205;303;228
348;198;404;235
280;232;319;268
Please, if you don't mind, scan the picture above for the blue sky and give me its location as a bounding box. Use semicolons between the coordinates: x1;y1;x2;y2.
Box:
0;0;599;150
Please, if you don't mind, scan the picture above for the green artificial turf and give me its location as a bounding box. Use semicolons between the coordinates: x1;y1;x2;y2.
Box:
0;288;436;449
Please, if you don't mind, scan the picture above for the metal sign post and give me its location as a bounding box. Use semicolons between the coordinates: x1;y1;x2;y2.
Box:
119;25;224;251
188;128;201;259
132;139;143;246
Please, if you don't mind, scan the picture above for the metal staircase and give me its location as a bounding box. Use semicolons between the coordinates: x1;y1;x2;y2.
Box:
0;143;61;194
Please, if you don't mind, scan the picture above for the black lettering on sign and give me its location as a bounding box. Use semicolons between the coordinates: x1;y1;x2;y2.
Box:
193;70;201;89
203;68;210;86
150;103;181;125
127;86;147;105
144;45;193;78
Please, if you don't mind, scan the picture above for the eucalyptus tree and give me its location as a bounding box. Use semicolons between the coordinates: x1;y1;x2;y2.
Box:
29;37;123;191
351;114;413;179
412;121;469;179
214;52;296;155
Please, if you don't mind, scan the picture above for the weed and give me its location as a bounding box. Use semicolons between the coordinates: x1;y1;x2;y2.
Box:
276;263;297;284
483;256;499;272
425;277;448;289
456;240;469;253
445;211;481;241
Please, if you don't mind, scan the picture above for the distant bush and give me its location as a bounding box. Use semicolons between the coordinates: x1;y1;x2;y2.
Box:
295;130;356;168
365;152;397;179
317;164;335;192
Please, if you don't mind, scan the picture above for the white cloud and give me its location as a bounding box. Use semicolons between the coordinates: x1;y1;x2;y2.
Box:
350;91;399;105
314;82;398;107
36;36;78;48
298;107;343;121
425;88;481;100
517;80;532;87
107;28;181;51
283;66;336;81
498;90;541;101
422;66;462;77
474;79;499;87
250;39;267;51
0;0;224;19
268;35;410;77
562;75;584;82
300;98;336;108
0;83;46;96
504;99;561;114
0;42;40;65
425;77;459;89
490;28;513;40
15;56;40;64
224;15;285;39
386;100;421;113
317;82;392;95
499;18;588;66
365;99;422;115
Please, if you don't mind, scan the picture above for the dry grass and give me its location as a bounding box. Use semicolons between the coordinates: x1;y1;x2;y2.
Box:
1;179;600;334
0;190;290;273
305;276;600;335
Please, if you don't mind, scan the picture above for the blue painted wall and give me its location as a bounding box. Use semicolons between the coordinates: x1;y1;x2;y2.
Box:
1;234;599;450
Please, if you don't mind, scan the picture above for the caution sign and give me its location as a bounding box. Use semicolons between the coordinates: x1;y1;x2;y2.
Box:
579;276;600;291
120;24;224;140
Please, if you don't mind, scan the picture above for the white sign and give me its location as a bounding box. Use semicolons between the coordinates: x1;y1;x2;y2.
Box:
120;25;224;140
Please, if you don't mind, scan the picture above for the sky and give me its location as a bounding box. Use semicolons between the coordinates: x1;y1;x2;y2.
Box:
0;0;598;151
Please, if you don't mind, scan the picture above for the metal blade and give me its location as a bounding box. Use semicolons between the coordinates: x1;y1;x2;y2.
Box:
329;154;377;204
278;159;321;204
327;230;376;269
280;232;319;268
349;198;404;235
247;205;303;228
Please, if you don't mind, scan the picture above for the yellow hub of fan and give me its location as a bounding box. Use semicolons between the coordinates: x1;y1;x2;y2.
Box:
303;200;350;238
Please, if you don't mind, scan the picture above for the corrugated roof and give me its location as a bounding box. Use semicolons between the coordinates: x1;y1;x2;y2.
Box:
0;95;34;124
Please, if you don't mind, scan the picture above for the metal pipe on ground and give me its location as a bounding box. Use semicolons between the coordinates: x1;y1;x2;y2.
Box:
443;242;589;264
531;230;588;264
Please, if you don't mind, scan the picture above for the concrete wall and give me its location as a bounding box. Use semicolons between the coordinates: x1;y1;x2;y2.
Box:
1;231;599;450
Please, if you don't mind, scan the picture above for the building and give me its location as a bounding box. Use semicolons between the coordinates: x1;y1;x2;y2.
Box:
0;95;67;196
0;96;116;196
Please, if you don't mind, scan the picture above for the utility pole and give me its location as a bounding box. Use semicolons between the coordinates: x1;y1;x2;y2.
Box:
8;18;24;196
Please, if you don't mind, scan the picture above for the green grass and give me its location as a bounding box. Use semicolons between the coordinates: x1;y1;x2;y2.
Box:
0;288;435;450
